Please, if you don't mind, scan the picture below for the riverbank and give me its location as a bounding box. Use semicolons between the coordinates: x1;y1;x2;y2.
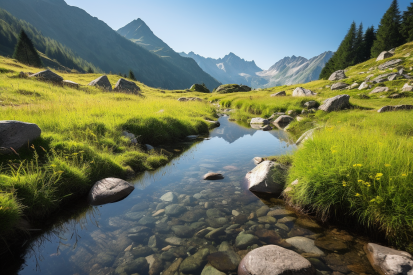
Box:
0;56;218;236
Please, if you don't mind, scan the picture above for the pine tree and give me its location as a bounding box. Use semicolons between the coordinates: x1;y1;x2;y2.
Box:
353;23;365;64
12;29;43;67
401;2;413;42
87;67;94;73
371;0;402;57
128;70;136;81
364;26;376;59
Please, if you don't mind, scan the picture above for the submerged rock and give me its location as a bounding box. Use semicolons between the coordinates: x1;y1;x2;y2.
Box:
364;243;413;275
200;265;225;275
165;204;186;216
160;192;178;203
0;120;41;153
286;237;324;256
88;178;134;206
203;172;224;180
235;232;259;249
208;251;241;271
246;161;287;195
180;248;210;274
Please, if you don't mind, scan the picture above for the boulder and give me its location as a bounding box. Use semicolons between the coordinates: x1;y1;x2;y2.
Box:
88;178;134;206
358;82;370;90
328;70;347;81
253;157;264;165
376;51;394;61
292;87;316;97
271;91;286;97
331;82;349;90
246;161;287;195
190;83;210;93
304;101;317;108
273;115;294;126
378;105;413;113
0;120;41;153
203;172;224;180
402;83;413;92
215;84;251;94
373;73;398;83
238;245;315;275
378;59;403;70
250;117;269;124
114;78;141;94
260;125;272;131
88;75;112;91
286;237;324;256
30;69;63;83
63;80;80;88
364;243;413;275
369;87;389;95
318;94;350;112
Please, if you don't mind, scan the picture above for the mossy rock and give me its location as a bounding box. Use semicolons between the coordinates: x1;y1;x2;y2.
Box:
190;83;210;93
215;84;251;94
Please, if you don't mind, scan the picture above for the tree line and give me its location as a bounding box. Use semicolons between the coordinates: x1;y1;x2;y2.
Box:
320;0;413;79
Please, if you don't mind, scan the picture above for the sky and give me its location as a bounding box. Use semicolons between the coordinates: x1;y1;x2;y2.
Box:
65;0;412;70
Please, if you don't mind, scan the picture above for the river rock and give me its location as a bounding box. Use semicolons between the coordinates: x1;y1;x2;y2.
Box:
206;208;225;218
180;248;210;274
233;214;248;224
201;265;226;275
148;235;159;248
205;227;225;239
358;82;370;90
218;241;232;252
203;172;224;180
273;115;294;126
131;246;154;257
255;229;281;243
369;86;389;94
160;191;178;203
267;209;295;218
364;243;413;275
238;245;315;275
147;255;163;275
171;225;193;238
138;216;156;226
165;204;186;216
318;94;350;112
377;105;413;113
88;75;112;91
286;237;324;256
165;236;182;246
180;209;205;222
314;236;348;251
163;258;183;275
376;51;394;61
402;83;413;91
378;59;403;70
114;78;141;94
0;120;42;153
208;251;241;271
292;87;316;97
206;217;228;228
115;257;149;275
246;161;287;195
271;91;286;96
235;232;259;249
258;216;277;224
30;69;63;83
296;218;322;230
88;178;134;206
250;117;269;124
331;82;349;90
328;70;347;81
256;206;270;217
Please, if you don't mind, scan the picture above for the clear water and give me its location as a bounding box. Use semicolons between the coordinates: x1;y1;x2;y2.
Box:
10;116;376;275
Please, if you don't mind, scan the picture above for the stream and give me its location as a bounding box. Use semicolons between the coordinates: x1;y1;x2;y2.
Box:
7;116;377;275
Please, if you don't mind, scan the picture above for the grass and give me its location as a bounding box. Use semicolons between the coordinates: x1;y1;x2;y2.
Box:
213;42;413;251
0;56;217;235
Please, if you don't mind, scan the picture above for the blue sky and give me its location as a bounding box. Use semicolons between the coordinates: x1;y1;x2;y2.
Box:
65;0;412;70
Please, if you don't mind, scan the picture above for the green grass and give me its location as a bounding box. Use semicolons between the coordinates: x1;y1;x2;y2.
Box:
0;56;217;235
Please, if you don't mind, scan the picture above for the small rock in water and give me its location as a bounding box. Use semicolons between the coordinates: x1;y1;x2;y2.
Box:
286;236;324;256
200;265;225;275
208;251;241;271
160;191;178;203
165;237;183;246
267;209;296;218
232;210;240;216
253;157;264;165
152;209;165;217
235;232;259;249
256;205;270;217
314;236;348;251
222;200;228;205
203;172;224;180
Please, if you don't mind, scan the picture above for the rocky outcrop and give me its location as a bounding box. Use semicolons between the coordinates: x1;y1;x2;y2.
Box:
238;245;315;275
328;70;347;81
250;118;269;125
271;91;286;96
203;173;224;180
369;87;389;95
114;78;141;94
88;178;134;206
364;243;413;275
376;51;394;61
0;121;41;154
292;87;316;97
378;59;403;70
273;115;294;126
88;75;112;91
246;161;287;195
372;73;398;83
318;94;350;112
378;105;413;113
30;69;63;83
190;84;210;93
331;82;349;90
215;84;251;94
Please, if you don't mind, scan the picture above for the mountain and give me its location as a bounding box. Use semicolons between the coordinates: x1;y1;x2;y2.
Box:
179;51;267;88
117;19;220;90
0;0;220;90
257;51;334;87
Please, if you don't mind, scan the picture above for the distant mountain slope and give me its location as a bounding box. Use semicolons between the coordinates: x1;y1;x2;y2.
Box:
179;51;267;88
0;8;99;72
117;19;220;90
0;0;220;90
257;51;334;87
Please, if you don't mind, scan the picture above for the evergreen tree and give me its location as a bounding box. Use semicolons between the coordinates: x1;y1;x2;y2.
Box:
371;0;403;57
353;23;365;64
87;67;94;73
401;2;413;42
128;70;136;81
364;26;376;59
12;29;42;67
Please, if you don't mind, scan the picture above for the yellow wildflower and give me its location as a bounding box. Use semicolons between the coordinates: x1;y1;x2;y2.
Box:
358;180;363;183
355;193;361;197
376;173;383;177
385;164;391;167
353;164;363;167
402;173;407;177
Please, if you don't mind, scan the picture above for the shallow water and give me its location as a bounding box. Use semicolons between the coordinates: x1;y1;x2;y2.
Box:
11;116;376;275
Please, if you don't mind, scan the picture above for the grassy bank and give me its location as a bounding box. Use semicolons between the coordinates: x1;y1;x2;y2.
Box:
214;42;413;251
0;56;217;235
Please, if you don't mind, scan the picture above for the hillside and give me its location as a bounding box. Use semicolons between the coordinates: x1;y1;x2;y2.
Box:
117;18;221;90
0;0;220;90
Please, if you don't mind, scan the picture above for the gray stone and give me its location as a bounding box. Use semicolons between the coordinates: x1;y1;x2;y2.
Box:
205;227;225;240
304;101;317;108
0;120;41;153
350;82;359;89
296;128;319;146
165;204;186;216
292;87;316;97
238;245;315;275
88;75;112;91
148;235;159;248
256;205;270;217
267;209;296;218
165;236;183;246
206;208;225;218
331;82;349;90
328;70;347;81
201;265;225;275
138;216;156;226
376;51;394;61
171;225;193;238
318;94;350;112
271;91;286;97
208;250;241;271
378;59;403;70
250;117;269;124
365;243;413;275
160;192;177;203
206;217;228;228
30;69;63;83
286;237;324;256
114;257;149;275
235;232;259;249
358;82;370;90
253;157;264;165
63;80;80;88
114;78;141;94
203;172;224;180
88;178;134;206
246;161;287;195
180;248;210;274
258;216;277;224
215;84;251;94
369;86;389;95
273;115;294;126
378;105;413;113
402;83;413;92
180;209;205;222
218;241;232;252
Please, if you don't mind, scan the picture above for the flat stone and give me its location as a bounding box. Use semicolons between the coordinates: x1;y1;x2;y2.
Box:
138;216;156;226
208;251;241;271
152;209;165;217
365;243;413;275
201;265;225;275
370;86;389;94
296;218;322;230
0;120;41;153
180;209;205;222
205;227;225;240
267;209;296;218
180;248;210;274
164;204;186;216
171;225;193;238
271;91;286;97
256;205;270;217
314;236;348;251
258;216;277;224
203;172;224;180
165;237;183;246
378;59;403;70
88;178;134;206
286;237;324;256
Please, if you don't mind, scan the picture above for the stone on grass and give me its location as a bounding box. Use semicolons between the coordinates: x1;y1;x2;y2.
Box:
328;70;347;81
271;91;286;97
318;94;350;112
350;83;359;89
358;82;370;90
203;172;224;180
304;101;317;108
88;75;112;91
238;245;315;275
376;51;394;61
296;128;319;146
378;105;413;113
369;87;389;95
402;83;413;92
331;82;349;90
246;161;287;195
364;243;413;275
0;120;41;153
292;87;316;97
30;69;63;83
63;80;80;88
88;178;134;206
273;115;294;126
378;59;403;70
114;78;141;94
